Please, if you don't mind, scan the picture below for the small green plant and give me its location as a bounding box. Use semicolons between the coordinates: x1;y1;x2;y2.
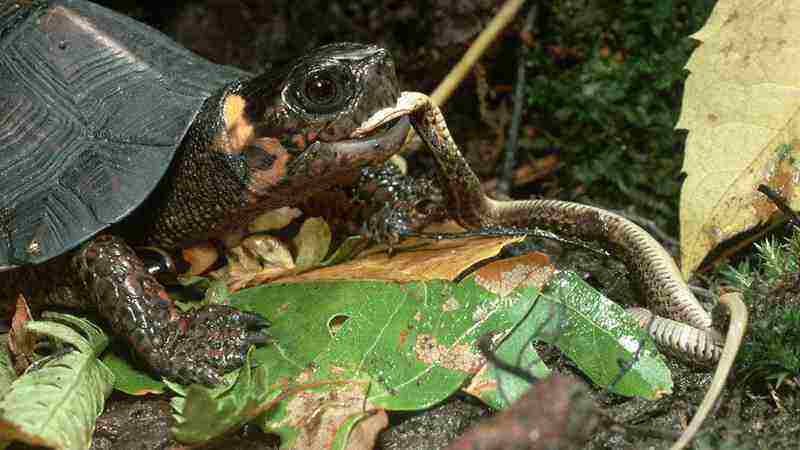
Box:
721;231;800;389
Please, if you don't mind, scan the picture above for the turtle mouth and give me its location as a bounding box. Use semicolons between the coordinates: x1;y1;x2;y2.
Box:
347;104;409;141
349;91;426;139
316;114;410;159
306;93;425;162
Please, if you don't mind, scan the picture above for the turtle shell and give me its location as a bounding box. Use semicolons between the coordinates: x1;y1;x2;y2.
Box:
0;0;247;267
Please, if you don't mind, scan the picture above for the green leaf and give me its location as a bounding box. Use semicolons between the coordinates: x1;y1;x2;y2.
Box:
102;353;165;396
180;277;540;447
0;316;114;450
233;277;541;408
168;265;671;446
31;312;109;354
471;324;551;410
466;270;671;406
534;271;673;399
0;337;15;399
171;349;275;444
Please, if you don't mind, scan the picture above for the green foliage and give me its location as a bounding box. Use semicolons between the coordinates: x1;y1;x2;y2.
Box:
171;348;274;444
537;272;672;398
167;271;671;445
721;231;800;387
525;0;716;230
0;313;114;450
0;339;14;400
102;353;165;396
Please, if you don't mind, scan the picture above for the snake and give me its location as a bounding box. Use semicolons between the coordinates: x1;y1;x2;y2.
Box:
356;92;723;364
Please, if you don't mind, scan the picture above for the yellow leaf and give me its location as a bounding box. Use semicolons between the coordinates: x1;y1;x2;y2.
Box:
279;234;523;284
677;0;800;276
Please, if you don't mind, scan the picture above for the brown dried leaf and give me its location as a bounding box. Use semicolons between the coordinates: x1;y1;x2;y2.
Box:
182;241;219;276
9;294;35;371
221;236;297;291
471;252;556;296
273;381;386;450
242;235;295;268
278;234;523;284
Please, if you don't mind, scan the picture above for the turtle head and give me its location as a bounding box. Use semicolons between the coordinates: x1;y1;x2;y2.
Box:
220;43;410;204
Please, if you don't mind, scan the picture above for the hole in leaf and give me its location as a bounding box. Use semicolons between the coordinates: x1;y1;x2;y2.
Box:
328;314;350;337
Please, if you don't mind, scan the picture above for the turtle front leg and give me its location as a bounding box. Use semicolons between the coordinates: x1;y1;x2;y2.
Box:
73;235;270;385
355;163;448;246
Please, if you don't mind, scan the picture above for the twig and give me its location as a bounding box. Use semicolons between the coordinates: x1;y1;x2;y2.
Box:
496;3;536;196
430;0;527;106
477;335;538;385
758;184;800;227
670;291;748;450
409;226;612;260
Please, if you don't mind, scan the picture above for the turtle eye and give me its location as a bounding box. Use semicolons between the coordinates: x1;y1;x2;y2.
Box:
305;73;338;106
294;66;354;114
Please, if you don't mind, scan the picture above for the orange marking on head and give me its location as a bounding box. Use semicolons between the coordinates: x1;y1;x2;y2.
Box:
245;138;291;198
223;94;255;154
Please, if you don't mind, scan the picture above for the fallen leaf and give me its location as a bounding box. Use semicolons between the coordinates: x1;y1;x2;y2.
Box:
9;294;35;371
182;241;218;276
278;234;523;284
248;206;303;233
293;217;332;270
677;0;800;276
272;383;385;450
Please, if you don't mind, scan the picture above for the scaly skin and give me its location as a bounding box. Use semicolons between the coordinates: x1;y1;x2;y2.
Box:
369;92;724;364
3;43;412;385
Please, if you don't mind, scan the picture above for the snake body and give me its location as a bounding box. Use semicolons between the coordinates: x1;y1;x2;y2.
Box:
390;92;722;364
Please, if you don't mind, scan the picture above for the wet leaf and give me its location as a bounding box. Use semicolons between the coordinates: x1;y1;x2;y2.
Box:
535;272;673;399
677;0;800;276
0;314;113;450
183;271;540;448
465;253;671;402
171;349;275;444
102;353;165;396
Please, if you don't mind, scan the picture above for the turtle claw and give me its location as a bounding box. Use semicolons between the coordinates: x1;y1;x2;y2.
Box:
158;305;271;386
241;311;272;329
246;333;271;346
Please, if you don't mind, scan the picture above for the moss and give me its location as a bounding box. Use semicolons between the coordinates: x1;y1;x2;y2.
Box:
722;233;800;388
522;0;717;232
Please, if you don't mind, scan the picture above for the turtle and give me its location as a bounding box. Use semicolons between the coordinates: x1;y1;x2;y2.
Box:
0;0;412;385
